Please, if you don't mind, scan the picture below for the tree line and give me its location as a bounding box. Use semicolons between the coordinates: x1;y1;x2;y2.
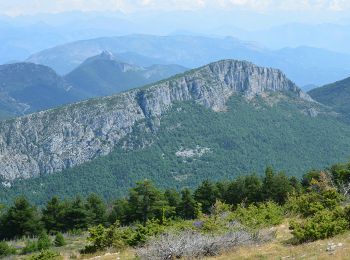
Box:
1;162;350;241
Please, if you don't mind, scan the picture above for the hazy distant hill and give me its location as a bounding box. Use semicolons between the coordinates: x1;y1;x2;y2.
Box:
0;62;80;119
65;51;188;98
26;34;350;87
309;76;350;121
218;23;350;54
0;56;188;119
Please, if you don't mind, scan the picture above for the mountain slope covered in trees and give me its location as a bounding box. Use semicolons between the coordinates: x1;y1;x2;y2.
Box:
2;69;350;202
0;59;316;182
309;76;350;121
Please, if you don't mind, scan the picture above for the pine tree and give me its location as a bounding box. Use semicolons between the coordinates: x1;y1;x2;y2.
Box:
108;199;130;225
194;180;218;213
60;197;89;231
0;197;42;239
262;167;292;204
224;177;246;206
164;189;181;209
127;180;166;224
42;197;64;232
86;193;107;226
178;188;198;219
243;174;263;203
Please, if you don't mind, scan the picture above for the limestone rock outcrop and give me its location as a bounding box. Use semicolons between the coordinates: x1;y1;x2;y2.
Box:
0;60;312;181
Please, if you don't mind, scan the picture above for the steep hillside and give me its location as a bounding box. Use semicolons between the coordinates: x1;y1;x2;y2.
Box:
308;77;350;120
65;51;187;98
0;62;80;119
2;60;350;203
26;34;350;86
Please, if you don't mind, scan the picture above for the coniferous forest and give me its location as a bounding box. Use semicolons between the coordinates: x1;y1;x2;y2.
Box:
1;161;350;258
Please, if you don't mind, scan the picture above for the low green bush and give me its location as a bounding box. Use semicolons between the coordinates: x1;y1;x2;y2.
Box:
82;219;169;254
0;241;16;256
21;240;38;255
229;201;284;229
290;207;348;243
127;219;166;246
28;249;62;260
37;232;51;250
195;201;233;234
54;232;66;247
286;189;342;217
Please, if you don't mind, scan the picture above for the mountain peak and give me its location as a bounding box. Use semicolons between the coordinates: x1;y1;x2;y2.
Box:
185;59;313;104
83;50;117;64
0;59;314;181
99;50;115;60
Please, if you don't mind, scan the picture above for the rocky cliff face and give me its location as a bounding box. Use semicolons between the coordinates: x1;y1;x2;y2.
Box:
0;60;312;181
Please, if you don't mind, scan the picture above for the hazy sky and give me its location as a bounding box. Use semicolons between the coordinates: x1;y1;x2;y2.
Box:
1;0;350;16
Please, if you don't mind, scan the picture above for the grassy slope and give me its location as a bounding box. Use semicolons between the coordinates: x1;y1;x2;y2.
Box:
14;220;350;259
2;95;350;205
206;221;350;260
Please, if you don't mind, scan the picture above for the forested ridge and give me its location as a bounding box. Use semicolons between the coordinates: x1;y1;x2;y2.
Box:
2;95;350;206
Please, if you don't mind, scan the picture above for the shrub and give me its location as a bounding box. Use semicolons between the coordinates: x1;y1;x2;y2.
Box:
29;249;62;260
286;189;343;217
82;222;133;254
54;232;66;247
21;240;38;255
82;218;170;254
0;241;16;256
37;232;51;250
137;229;257;259
290;208;348;243
196;205;232;234
81;224;110;254
229;201;284;229
127;219;166;246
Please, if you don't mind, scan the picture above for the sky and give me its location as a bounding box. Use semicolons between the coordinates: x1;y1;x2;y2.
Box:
1;0;350;16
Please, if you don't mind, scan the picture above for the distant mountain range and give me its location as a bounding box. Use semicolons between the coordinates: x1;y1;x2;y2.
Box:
66;51;187;98
26;34;350;87
217;23;350;54
0;53;188;119
3;10;350;63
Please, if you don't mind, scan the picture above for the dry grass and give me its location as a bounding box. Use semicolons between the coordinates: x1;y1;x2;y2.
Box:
206;221;350;260
80;250;136;260
9;221;350;260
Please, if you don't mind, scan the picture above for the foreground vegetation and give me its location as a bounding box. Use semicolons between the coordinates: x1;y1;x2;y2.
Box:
1;161;350;258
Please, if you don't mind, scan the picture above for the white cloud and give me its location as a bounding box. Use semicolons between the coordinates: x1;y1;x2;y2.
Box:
0;0;349;16
216;0;350;11
328;0;350;11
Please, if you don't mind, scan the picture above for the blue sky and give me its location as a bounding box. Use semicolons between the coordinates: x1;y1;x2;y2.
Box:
1;0;350;16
